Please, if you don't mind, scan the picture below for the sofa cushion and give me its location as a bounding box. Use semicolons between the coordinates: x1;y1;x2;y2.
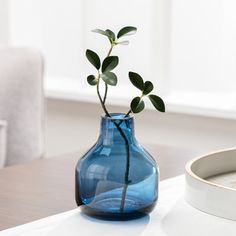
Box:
0;120;7;168
0;48;44;166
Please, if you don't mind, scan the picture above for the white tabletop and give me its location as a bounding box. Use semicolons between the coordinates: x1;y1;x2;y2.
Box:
1;175;236;236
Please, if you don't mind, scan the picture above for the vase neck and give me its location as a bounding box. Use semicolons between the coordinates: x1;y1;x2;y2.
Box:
97;113;135;145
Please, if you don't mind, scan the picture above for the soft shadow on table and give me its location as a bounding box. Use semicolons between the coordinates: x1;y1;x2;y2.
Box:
160;198;236;236
48;212;150;236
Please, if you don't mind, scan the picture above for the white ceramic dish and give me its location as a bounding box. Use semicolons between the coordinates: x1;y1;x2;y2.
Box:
185;148;236;221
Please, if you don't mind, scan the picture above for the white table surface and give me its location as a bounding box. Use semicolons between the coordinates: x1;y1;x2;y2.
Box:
1;175;236;236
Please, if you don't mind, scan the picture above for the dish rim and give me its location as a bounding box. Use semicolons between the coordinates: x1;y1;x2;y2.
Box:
185;147;236;192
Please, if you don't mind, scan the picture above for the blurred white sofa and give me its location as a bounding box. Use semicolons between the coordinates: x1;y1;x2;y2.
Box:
0;120;7;167
0;47;44;167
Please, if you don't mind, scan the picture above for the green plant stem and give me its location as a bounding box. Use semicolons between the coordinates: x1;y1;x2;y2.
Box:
97;80;110;117
96;43;131;213
103;43;132;124
103;44;114;104
97;80;130;212
103;84;108;104
107;44;114;57
119;141;130;212
125;109;132;117
121;93;144;120
117;110;132;127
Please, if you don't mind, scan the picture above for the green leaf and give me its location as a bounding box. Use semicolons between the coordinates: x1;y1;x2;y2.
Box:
86;49;101;70
129;72;144;90
102;56;119;73
92;29;115;43
101;71;117;86
148;94;165;112
87;75;97;86
117;26;137;38
130;97;145;113
105;29;116;41
143;81;154;95
116;40;129;45
92;29;110;38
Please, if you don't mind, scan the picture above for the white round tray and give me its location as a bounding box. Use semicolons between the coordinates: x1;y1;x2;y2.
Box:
185;148;236;221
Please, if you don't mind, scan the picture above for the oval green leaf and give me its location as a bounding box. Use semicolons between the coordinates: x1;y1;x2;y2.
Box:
101;71;117;86
148;94;165;112
117;26;137;39
143;81;154;95
117;40;129;45
87;75;97;86
86;49;100;70
128;72;144;90
92;29;110;38
130;97;145;113
102;56;119;73
105;29;116;41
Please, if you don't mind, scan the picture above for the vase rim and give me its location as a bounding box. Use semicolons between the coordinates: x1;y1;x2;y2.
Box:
101;113;133;121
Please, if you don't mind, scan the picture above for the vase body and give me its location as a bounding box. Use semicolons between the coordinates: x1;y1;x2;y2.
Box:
75;113;159;220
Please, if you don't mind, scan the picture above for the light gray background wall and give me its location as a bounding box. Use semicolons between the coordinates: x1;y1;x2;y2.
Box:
46;99;236;158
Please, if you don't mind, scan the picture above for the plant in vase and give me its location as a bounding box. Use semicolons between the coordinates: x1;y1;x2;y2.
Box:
75;26;165;220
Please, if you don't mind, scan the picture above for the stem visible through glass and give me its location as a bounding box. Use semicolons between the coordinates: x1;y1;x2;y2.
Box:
96;43;131;212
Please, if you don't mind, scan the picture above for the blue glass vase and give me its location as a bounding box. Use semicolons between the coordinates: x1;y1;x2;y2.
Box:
75;113;159;220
